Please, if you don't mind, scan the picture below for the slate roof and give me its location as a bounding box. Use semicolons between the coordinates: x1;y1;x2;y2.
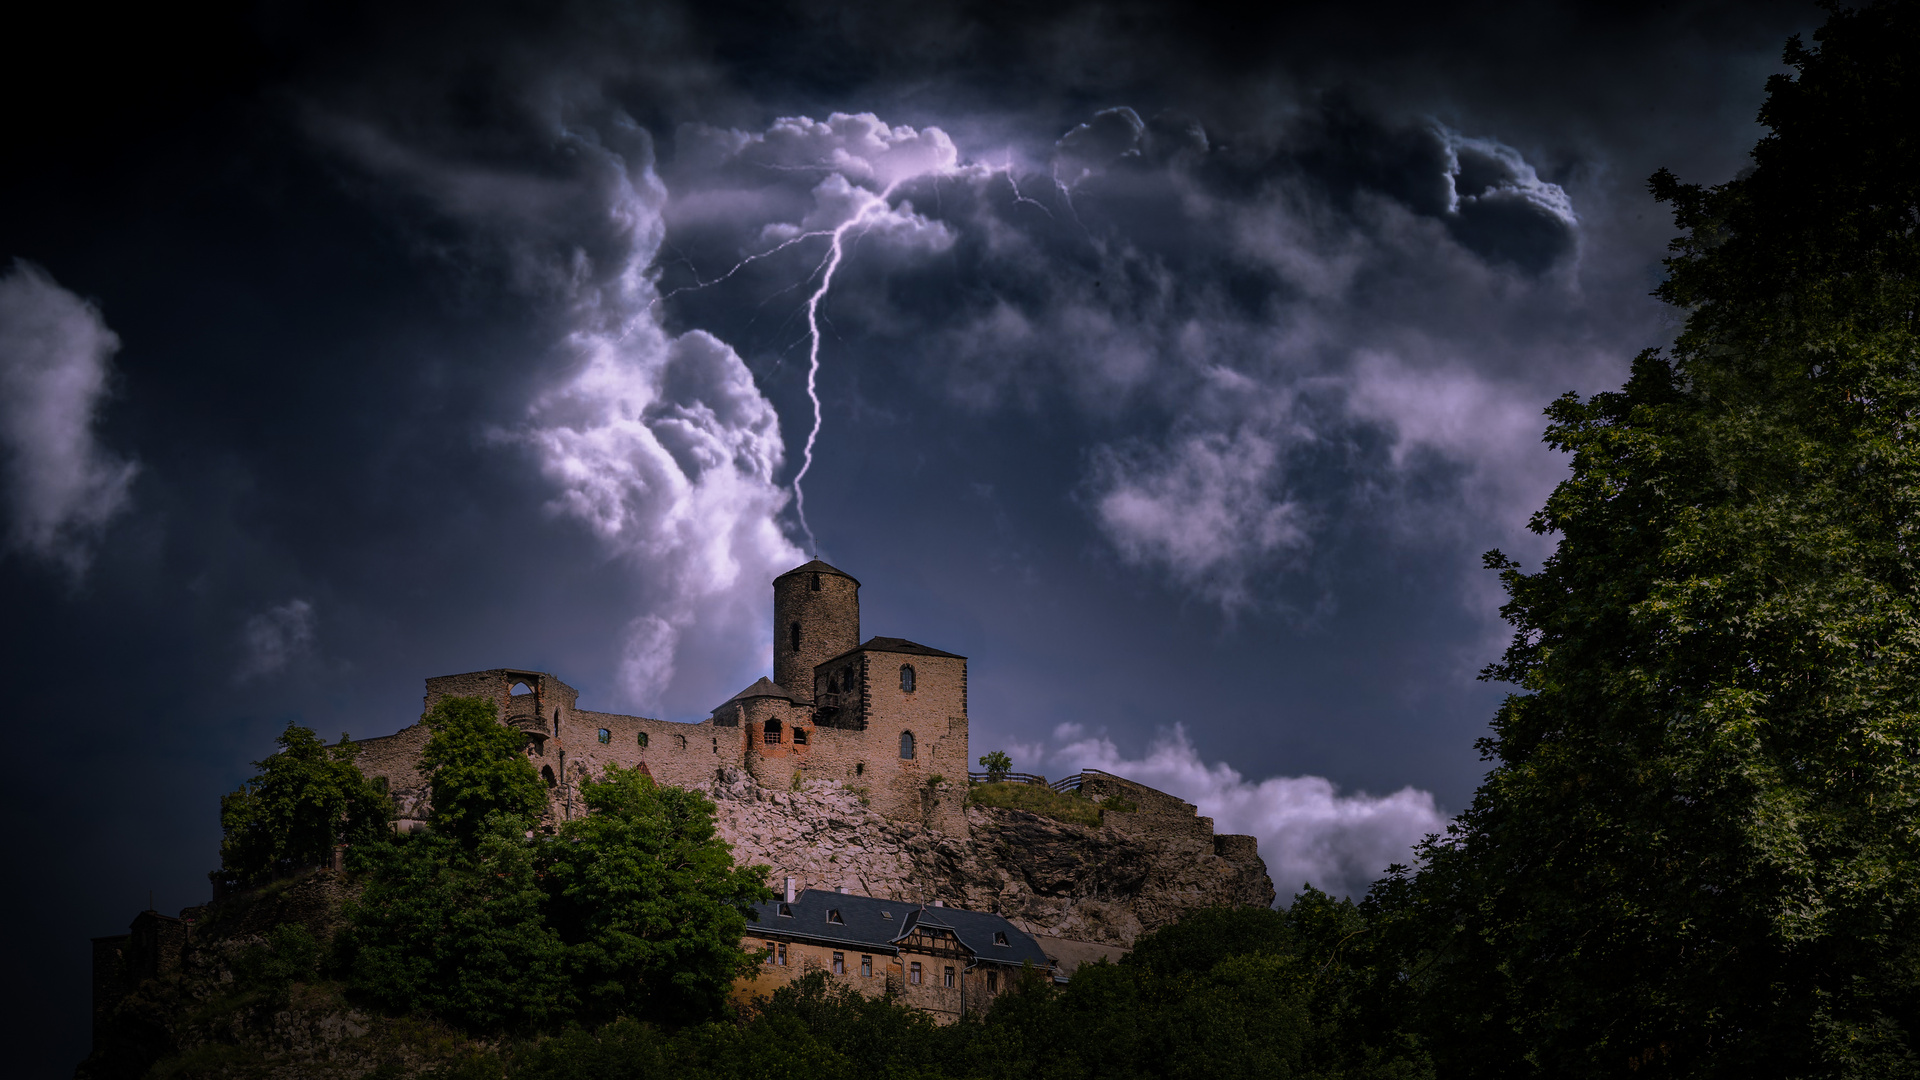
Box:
745;890;1047;968
822;636;967;664
774;559;861;587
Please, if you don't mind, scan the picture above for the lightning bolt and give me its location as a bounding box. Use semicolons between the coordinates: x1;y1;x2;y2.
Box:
654;153;1058;557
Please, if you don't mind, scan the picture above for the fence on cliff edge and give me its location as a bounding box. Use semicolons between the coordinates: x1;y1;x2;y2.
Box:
966;771;1086;793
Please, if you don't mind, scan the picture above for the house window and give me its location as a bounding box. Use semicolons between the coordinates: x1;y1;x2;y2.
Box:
861;955;873;977
832;952;845;975
994;931;1009;947
827;909;844;924
597;728;611;744
764;944;778;965
987;970;998;991
909;962;921;985
638;732;649;748
793;726;808;745
764;719;782;744
778;903;792;917
900;664;915;692
899;731;915;759
777;943;788;965
789;621;801;652
944;966;955;988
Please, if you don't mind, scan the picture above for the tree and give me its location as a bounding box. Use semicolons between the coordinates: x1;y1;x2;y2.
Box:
1415;5;1920;1075
418;695;548;844
215;724;392;886
344;816;571;1033
978;750;1013;782
541;764;774;1026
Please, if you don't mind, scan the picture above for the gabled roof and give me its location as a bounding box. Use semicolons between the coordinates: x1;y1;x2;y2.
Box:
822;636;967;665
774;559;861;587
903;907;1050;968
744;890;1047;968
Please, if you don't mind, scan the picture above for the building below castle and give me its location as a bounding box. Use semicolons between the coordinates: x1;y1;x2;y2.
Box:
738;884;1053;1023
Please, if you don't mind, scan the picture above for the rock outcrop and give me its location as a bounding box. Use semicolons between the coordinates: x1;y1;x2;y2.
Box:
705;768;1274;946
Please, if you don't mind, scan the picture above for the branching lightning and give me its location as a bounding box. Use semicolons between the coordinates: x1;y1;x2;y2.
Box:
654;153;1057;557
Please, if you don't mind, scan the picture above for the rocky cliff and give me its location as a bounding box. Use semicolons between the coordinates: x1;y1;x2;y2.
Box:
706;768;1275;946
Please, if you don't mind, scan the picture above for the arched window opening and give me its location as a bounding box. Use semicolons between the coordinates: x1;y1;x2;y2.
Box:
541;765;556;788
899;731;915;759
899;664;916;693
553;715;561;736
675;734;687;750
827;909;844;924
510;681;532;696
637;731;649;749
793;726;808;745
597;728;611;744
810;572;821;591
764;719;782;744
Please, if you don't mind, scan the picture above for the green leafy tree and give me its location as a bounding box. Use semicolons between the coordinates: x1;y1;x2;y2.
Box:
215;724;393;886
978;749;1013;782
1414;5;1920;1075
419;695;547;844
343;816;571;1033
541;764;774;1026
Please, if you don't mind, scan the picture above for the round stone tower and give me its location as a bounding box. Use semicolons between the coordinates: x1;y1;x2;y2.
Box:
772;560;861;698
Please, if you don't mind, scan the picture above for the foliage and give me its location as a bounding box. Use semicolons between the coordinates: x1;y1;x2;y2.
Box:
977;750;1013;782
215;724;393;886
419;696;548;844
344;817;572;1033
541;765;774;1027
965;781;1104;826
1411;5;1920;1075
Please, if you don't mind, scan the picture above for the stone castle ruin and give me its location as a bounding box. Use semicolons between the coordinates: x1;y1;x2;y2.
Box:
352;559;1272;944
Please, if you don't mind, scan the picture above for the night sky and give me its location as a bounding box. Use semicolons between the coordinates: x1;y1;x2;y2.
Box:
2;1;1820;1072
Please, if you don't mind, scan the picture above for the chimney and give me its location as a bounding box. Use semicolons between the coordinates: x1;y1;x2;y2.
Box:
837;886;849;894
784;876;796;902
932;900;944;907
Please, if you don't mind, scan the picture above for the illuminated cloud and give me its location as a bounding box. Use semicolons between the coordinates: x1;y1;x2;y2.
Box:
0;261;138;576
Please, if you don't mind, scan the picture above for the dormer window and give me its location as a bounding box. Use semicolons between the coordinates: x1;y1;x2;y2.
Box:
994;932;1009;947
778;903;792;917
827;909;843;924
899;664;915;692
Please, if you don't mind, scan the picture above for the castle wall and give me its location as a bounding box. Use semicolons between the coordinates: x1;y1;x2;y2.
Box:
858;651;970;832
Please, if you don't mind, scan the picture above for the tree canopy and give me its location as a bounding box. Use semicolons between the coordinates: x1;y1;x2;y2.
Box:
215;724;392;887
418;694;549;843
1411;4;1920;1075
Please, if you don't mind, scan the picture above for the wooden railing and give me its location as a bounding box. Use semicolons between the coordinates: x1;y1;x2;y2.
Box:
966;771;1086;793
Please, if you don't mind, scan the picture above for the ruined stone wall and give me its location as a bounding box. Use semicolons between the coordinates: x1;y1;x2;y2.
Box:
353;723;432;826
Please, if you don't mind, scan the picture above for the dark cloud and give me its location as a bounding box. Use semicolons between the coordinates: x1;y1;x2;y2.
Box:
0;1;1823;1074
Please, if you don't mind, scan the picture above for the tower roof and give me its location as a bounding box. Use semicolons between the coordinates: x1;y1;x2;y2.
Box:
719;676;794;707
822;636;967;664
774;559;861;588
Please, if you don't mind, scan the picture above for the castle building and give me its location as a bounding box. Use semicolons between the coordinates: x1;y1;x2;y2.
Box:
736;885;1052;1022
357;559;973;833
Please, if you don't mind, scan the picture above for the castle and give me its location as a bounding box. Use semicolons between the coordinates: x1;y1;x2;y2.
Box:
356;559;973;834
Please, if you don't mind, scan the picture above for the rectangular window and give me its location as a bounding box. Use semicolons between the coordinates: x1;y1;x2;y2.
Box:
777;942;787;966
764;944;775;965
793;727;808;745
987;970;998;991
944;966;955;988
909;962;921;985
832;952;845;975
861;955;872;977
